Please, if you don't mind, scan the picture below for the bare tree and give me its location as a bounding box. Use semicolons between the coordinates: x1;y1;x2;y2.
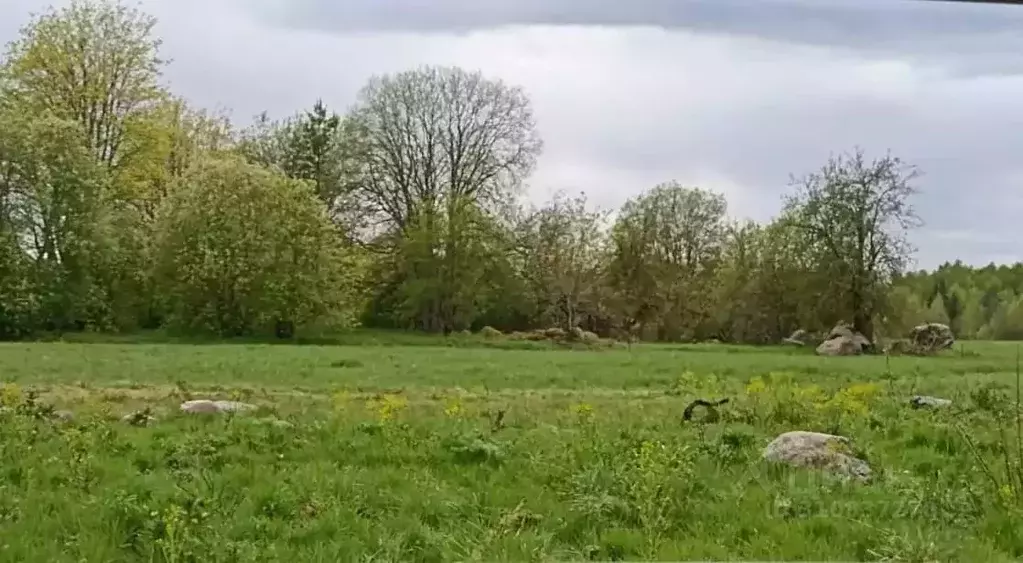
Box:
784;147;923;342
347;65;542;236
344;65;542;332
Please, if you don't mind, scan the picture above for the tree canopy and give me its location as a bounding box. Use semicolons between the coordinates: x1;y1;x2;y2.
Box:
1;0;1017;342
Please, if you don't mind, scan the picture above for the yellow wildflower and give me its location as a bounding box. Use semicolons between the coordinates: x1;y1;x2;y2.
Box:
331;390;352;411
570;402;594;421
0;383;22;407
745;377;767;395
443;398;463;418
364;393;408;421
1000;484;1015;504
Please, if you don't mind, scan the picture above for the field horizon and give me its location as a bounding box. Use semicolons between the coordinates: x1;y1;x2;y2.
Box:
0;332;1022;561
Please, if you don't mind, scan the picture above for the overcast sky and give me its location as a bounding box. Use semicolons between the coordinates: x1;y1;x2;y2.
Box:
3;0;1022;269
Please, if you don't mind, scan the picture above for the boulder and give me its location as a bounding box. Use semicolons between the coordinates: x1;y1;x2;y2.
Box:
213;400;257;413
542;327;567;340
180;399;258;414
816;337;861;356
763;430;872;482
909;395;952;409
910;323;955;352
525;330;550;341
827;324;871;349
815;323;872;356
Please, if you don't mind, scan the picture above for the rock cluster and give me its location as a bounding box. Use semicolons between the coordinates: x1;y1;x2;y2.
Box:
815;324;872;356
910;323;955;353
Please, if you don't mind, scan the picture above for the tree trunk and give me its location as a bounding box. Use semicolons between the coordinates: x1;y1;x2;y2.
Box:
850;282;873;343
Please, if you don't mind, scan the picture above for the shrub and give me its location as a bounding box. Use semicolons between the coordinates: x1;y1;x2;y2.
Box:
151;156;362;336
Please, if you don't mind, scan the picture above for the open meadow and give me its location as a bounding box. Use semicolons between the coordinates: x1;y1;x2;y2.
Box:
3;1;1023;561
0;334;1021;561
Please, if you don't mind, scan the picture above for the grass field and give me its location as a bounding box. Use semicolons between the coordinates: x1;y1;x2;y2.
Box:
1;333;1022;561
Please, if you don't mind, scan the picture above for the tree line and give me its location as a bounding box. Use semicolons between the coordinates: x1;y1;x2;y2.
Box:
0;1;1018;342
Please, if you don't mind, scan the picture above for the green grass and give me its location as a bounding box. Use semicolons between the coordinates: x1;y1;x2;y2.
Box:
0;336;1022;561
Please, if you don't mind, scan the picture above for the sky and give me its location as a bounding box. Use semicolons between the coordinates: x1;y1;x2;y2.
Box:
2;0;1022;269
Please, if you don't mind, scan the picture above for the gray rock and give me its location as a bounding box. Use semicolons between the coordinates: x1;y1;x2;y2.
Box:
180;400;221;414
910;323;955;352
212;400;258;413
910;395;952;409
52;410;75;422
815;324;872;356
763;430;872;482
828;324;871;348
815;337;862;356
542;327;567;340
180;399;258;414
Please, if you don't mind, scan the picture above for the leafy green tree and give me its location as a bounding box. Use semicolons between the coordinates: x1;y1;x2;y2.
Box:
237;100;364;227
515;191;610;330
0;0;181;331
10;0;1023;344
711;214;834;342
711;220;760;341
119;97;234;219
151;156;362;336
879;285;929;338
925;293;951;326
755;217;832;335
367;198;516;332
608;182;728;341
983;295;1023;341
0;229;37;339
1;0;167;169
0;107;109;331
103;98;237;329
957;288;987;339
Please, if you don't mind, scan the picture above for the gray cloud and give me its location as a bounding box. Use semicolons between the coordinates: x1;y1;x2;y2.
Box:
2;0;1022;268
250;0;1023;78
253;0;1023;45
253;0;1020;35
